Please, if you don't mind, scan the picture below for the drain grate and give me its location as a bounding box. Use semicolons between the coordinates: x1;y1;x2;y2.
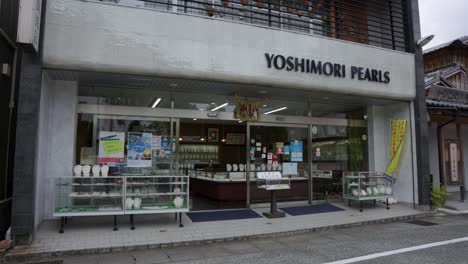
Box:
27;260;63;264
406;220;438;226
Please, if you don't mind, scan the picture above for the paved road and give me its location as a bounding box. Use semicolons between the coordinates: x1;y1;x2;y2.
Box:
15;214;468;264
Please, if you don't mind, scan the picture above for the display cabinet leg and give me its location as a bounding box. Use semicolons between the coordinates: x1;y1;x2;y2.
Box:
359;201;363;212
374;199;376;206
59;217;64;233
113;215;118;231
64;216;68;225
130;214;135;230
348;199;351;207
175;212;178;221
386;198;389;210
179;213;184;228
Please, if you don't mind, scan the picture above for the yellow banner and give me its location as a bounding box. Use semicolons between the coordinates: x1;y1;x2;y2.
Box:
385;120;407;177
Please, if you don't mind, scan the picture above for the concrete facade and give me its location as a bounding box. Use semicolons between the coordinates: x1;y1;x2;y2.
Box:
43;0;415;100
10;0;427;246
35;77;78;222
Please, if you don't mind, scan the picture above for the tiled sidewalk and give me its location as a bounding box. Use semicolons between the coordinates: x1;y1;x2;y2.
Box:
6;202;432;262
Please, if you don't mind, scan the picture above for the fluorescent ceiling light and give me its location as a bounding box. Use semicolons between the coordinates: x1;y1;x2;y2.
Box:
151;98;162;108
211;103;229;112
264;107;287;115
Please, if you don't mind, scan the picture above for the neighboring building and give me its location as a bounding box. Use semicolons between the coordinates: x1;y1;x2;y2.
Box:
10;0;430;244
0;0;20;240
425;36;468;192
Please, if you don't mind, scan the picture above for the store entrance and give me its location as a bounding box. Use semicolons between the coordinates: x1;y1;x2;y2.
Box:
248;123;310;205
178;119;247;211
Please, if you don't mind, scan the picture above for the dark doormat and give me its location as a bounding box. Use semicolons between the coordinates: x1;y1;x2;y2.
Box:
27;260;63;264
406;220;439;226
187;209;262;222
279;204;345;216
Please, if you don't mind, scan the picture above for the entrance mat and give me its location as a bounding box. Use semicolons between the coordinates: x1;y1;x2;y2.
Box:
279;204;345;216
187;209;262;222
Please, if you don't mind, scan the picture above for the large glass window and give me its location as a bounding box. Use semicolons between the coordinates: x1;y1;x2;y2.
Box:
311;123;368;200
76;114;174;176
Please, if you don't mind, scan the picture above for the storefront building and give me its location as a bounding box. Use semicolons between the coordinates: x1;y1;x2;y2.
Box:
11;0;430;244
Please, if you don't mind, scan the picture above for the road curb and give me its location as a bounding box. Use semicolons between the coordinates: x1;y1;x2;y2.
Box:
5;211;435;263
437;207;468;215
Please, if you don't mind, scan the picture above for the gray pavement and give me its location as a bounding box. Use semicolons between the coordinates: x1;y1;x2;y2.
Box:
8;214;468;264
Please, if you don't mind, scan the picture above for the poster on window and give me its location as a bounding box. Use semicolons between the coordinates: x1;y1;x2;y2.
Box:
290;141;303;162
98;131;125;164
127;132;153;167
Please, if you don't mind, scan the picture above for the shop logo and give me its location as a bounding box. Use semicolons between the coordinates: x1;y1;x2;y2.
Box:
265;53;390;84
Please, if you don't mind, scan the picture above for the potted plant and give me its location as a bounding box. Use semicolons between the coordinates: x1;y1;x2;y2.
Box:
285;0;294;13
205;4;215;16
221;0;229;7
296;9;303;16
241;0;249;6
256;0;265;8
431;184;448;208
271;0;281;11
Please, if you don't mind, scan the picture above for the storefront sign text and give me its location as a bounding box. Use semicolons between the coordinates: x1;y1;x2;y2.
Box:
265;53;390;84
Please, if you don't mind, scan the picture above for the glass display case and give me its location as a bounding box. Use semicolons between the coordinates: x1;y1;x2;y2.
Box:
54;176;125;216
342;171;393;211
125;176;189;214
54;174;189;232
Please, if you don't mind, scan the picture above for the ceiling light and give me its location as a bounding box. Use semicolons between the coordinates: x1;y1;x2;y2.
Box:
238;120;243;123
262;104;268;107
264;107;287;115
211;103;229;112
193;118;197;121
151;98;162;108
200;137;205;142
221;138;226;142
179;137;183;141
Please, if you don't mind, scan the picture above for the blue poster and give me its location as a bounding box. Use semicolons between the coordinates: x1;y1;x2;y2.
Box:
127;132;153;167
290;141;303;162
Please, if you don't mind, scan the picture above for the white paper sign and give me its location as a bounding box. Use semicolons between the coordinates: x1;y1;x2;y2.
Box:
152;135;162;150
282;162;298;175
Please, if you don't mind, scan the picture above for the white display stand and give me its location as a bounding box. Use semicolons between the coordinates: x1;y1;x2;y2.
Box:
256;171;290;218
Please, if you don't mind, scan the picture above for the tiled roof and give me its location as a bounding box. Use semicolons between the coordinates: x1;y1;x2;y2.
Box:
425;63;466;88
426;99;468;110
424;36;468;54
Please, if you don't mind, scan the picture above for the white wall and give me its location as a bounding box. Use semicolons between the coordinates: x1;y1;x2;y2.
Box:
43;0;415;100
367;102;416;204
36;78;78;221
367;105;387;172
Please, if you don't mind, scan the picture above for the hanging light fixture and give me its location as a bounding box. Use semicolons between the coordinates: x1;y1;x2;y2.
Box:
221;121;226;143
200;120;206;142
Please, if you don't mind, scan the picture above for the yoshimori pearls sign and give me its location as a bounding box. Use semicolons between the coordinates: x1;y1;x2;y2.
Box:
265;53;390;84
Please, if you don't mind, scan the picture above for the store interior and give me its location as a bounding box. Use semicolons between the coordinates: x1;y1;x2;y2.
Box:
66;70;403;212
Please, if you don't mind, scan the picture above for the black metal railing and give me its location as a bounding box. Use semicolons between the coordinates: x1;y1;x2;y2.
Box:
103;0;410;52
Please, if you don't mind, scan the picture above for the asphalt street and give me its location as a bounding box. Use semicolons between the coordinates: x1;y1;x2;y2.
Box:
14;214;468;264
